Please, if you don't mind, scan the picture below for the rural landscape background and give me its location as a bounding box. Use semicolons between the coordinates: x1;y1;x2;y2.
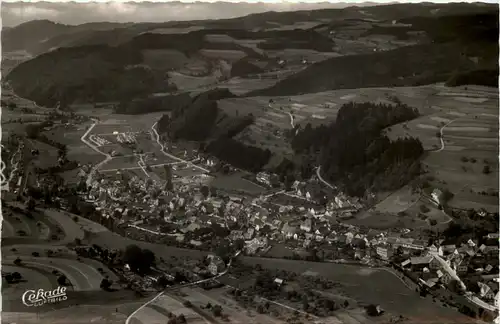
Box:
1;2;499;324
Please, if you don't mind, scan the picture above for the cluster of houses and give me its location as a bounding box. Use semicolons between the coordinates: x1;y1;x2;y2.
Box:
393;234;499;309
89;134;110;147
115;132;137;144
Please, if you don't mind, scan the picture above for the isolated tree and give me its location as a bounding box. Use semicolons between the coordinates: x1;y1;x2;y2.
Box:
12;272;22;281
14;258;22;266
200;185;210;198
57;275;68;286
26;198;36;211
177;314;186;324
366;304;383;316
483;165;491;174
212;305;223;317
420;205;430;213
123;245;142;270
100;278;112;290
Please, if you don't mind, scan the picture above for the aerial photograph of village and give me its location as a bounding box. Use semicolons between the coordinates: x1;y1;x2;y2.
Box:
0;1;498;324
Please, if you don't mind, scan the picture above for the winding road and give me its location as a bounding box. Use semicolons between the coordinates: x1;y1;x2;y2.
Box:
433;119;457;153
151;122;209;173
316;166;336;190
80;120;112;186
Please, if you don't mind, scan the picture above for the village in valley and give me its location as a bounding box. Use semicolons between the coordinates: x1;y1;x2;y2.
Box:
1;2;499;324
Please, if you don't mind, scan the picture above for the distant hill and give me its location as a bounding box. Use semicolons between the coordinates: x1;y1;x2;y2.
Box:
5;4;498;108
3;3;496;56
248;12;499;96
1;20;130;55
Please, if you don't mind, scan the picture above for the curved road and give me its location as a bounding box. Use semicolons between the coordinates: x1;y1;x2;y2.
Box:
151;122;209;173
433;119;457;153
3;256;107;291
316;166;336;190
80;120;113;186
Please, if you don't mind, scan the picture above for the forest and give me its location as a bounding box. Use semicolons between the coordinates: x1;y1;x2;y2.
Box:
282;101;424;196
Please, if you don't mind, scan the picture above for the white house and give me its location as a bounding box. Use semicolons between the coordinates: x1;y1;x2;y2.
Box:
431;189;443;205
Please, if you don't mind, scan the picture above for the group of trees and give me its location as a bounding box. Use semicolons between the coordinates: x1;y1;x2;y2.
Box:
154;87;274;172
5;271;23;284
123;244;156;274
284;101;423;196
157;88;236;141
206;138;272;172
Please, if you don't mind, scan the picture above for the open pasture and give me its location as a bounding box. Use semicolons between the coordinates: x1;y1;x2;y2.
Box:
142;49;191;70
239;257;471;321
2;298;143;324
147;26;205;34
266;49;342;63
386;85;499;212
265;21;323;31
42;124;104;165
130;293;208;324
2;264;55;307
178;286;285;324
233;39;266;55
199;49;247;62
219;77;278;95
168;71;217;91
209;172;265;195
29;139;59;168
371;186;419;215
222;86;443;155
99;155;139;172
98;143;136;156
142;151;178;165
204;34;235;43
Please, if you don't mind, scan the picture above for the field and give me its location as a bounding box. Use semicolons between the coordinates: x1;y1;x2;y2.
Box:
2;205;119;314
219;84;498;212
222;85;435;157
168;71;218;91
199;49;247;62
264;21;323;31
142;49;192;70
209;172;266;195
347;186;452;231
386;85;499;212
266;49;342;64
148;26;206;34
42;123;104;167
218;77;279;95
2;299;145;324
239;257;473;323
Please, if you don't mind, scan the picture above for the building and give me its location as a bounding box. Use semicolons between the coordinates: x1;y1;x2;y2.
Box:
431;189;443;205
300;218;312;232
256;172;271;186
410;256;433;271
376;245;393;261
207;255;226;275
281;222;297;239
